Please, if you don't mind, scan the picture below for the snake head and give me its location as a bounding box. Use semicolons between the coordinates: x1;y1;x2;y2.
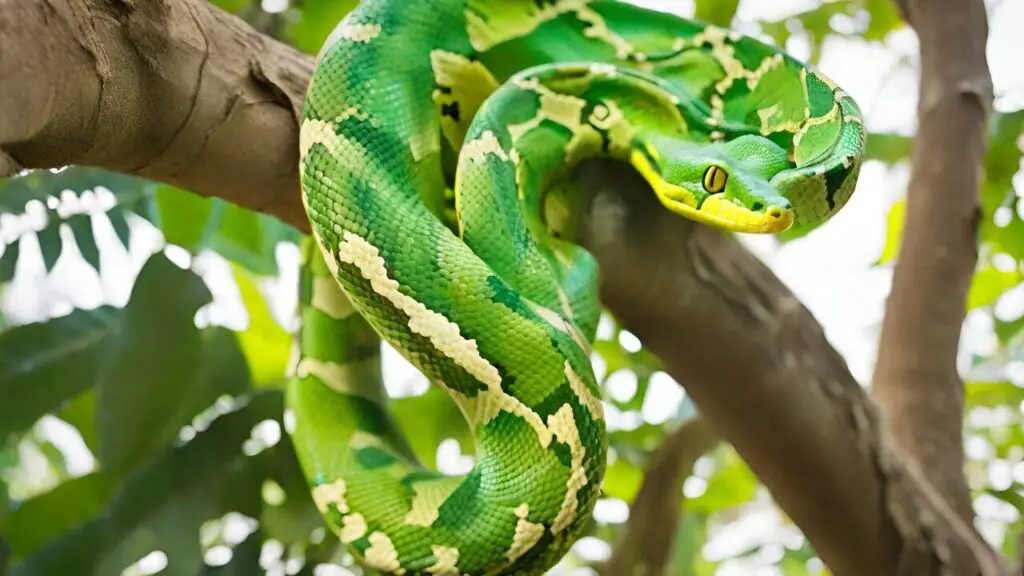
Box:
631;134;795;234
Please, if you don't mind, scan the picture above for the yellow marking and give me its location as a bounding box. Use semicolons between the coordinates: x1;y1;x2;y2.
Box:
549;404;587;533
336;231;502;386
702;165;728;193
699;194;794;233
300;118;404;197
631;149;793;234
364;532;404;574
312;276;356;319
462;130;510;163
312;479;349;514
340;513;368;543
508;77;602;165
745;54;785;91
575;6;634;59
426;546;460;575
335;233;557;447
506;503;545;563
452;387;553;449
295;357;386;404
404;478;461;527
336;22;382;43
430;50;501;149
564;361;603;421
350;430;385;450
465;2;634;57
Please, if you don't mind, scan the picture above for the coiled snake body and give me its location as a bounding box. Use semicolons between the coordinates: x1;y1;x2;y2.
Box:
291;1;865;574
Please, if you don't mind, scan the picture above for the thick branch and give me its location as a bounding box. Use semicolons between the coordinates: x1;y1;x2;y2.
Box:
0;1;1013;575
0;0;312;229
871;0;993;526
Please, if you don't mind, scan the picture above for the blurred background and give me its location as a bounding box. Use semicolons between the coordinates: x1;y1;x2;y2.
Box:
0;0;1021;574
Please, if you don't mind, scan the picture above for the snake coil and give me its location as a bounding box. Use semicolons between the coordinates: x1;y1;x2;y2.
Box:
290;1;865;574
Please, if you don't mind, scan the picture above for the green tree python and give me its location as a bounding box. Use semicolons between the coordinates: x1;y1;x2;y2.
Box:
289;0;866;574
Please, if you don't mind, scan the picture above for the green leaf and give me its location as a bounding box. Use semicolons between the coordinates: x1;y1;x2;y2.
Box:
602;457;644;504
966;265;1021;310
286;0;360;55
865;132;912;165
0;306;121;440
965;381;1024;409
233;266;291;387
56;391;99;454
995;313;1024;346
876;198;905;265
152;187;217;252
94;253;212;474
694;0;739;27
687;447;758;513
208;202;299;276
0;473;116;559
11;391;282;576
0;167;157;275
0;240;20;283
392;387;472;468
65;216;100;271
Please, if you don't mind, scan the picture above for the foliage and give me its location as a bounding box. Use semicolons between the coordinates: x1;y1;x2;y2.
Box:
1;0;1021;574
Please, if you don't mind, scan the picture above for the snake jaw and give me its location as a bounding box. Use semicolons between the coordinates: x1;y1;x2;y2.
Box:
630;148;794;234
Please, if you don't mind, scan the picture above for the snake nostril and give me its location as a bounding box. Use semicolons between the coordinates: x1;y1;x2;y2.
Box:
768;207;782;218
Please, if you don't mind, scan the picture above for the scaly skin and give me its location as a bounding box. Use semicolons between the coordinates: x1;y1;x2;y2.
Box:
290;1;866;574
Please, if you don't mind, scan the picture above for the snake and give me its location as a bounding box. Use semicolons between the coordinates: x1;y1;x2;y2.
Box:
288;0;866;574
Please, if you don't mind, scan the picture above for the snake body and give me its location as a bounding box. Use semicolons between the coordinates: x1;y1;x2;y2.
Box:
290;1;866;574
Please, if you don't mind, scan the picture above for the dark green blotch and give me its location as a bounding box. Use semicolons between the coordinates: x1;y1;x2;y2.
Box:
824;162;854;210
355;445;399;469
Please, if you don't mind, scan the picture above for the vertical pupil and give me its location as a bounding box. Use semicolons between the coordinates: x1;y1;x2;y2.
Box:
703;166;727;193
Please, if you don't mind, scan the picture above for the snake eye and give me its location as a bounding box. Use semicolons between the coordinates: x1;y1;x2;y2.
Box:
702;165;728;194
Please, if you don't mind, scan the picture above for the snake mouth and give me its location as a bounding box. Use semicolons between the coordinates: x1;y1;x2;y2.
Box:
662;194;795;234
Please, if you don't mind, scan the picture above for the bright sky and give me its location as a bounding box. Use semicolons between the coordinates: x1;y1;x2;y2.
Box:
1;0;1022;574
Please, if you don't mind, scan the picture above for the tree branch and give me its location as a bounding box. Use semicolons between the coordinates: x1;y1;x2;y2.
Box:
871;0;994;526
0;1;1013;575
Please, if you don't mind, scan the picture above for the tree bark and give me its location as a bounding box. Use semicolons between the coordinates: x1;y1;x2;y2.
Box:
872;0;993;528
0;1;1014;575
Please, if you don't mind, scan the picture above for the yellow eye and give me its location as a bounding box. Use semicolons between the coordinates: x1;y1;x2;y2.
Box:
702;165;728;193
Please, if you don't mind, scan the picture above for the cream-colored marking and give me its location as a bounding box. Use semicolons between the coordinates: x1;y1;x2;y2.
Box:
349;430;384;450
337;22;382;42
300;118;402;195
465;0;593;52
430;50;501;149
312;276;356;319
296;357;386;404
340;512;367;543
364;532;404;574
335;232;500;386
564;361;604;421
506;503;545;563
575;6;634;59
404;478;461;527
463;130;510;163
312;479;349;514
317;23;381;62
508;77;602;165
549;404;587;533
426;546;460;575
335;232;553;447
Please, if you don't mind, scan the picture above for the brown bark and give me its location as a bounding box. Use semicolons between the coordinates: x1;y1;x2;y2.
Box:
600;417;719;576
0;1;1015;575
871;0;994;529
